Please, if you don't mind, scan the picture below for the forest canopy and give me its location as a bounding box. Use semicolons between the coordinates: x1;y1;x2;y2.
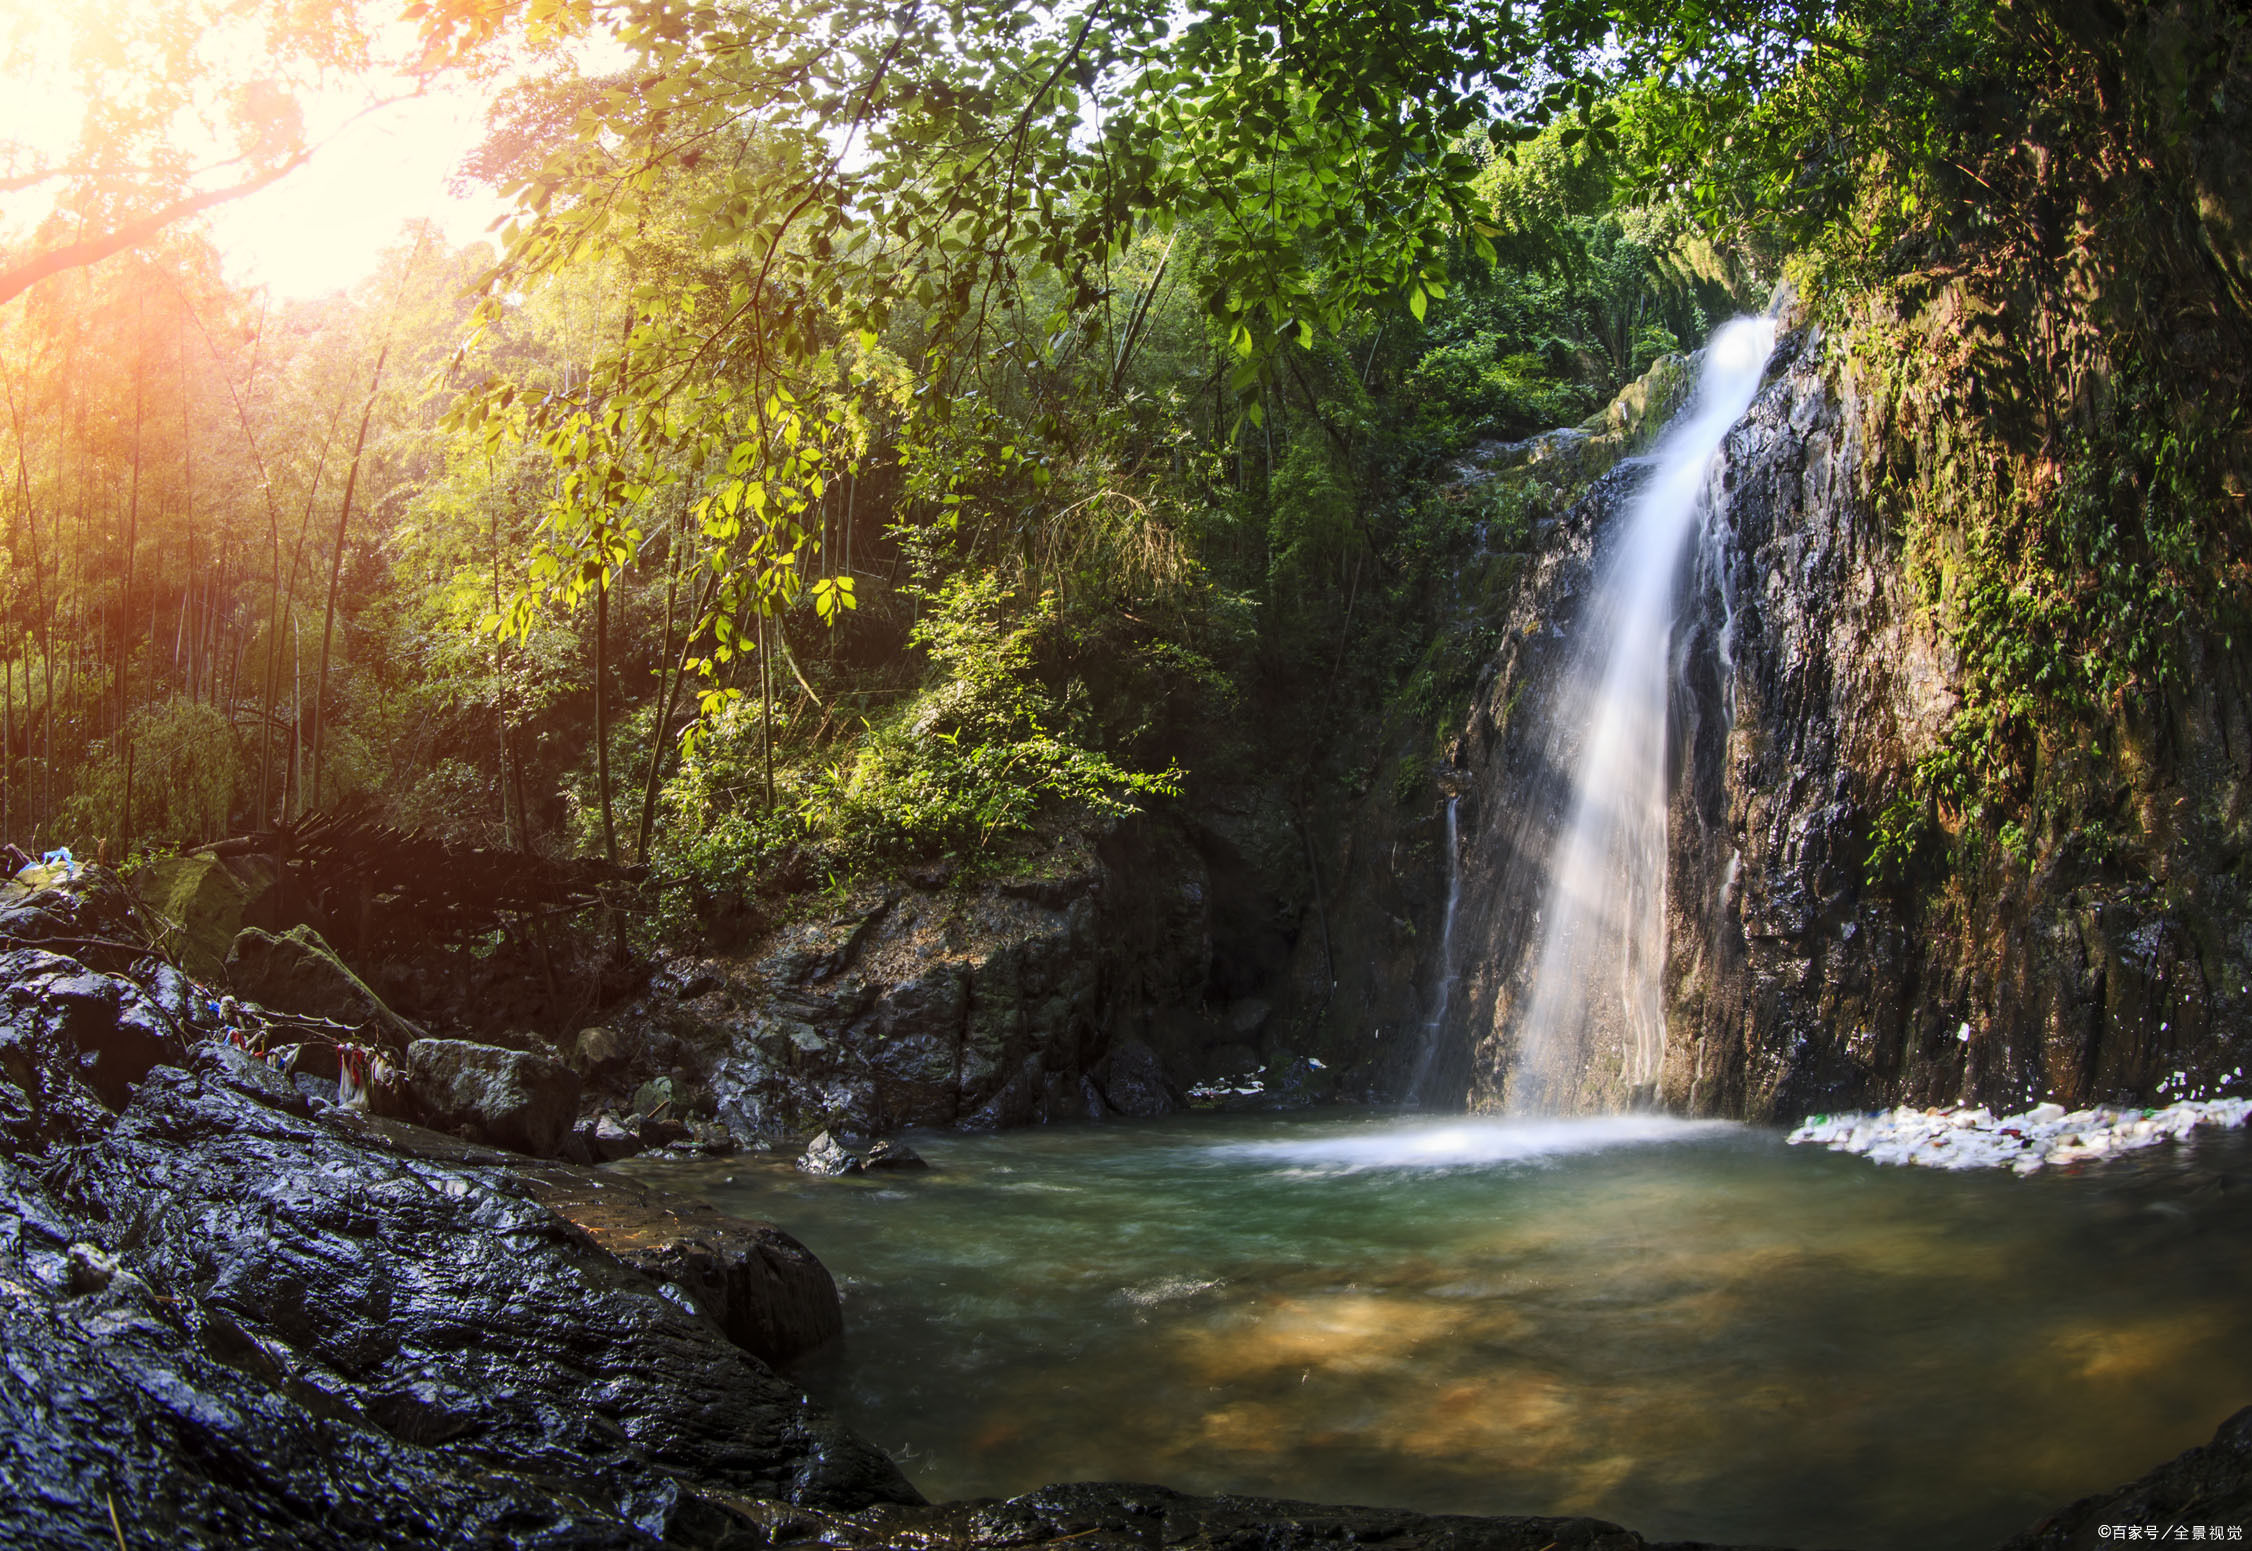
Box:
1;0;2245;936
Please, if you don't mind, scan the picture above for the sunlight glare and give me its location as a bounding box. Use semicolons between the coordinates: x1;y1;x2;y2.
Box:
202;84;508;298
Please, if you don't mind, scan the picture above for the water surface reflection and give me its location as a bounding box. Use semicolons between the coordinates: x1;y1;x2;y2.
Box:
629;1110;2252;1549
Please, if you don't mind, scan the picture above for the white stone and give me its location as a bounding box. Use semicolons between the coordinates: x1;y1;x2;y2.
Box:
1790;1097;2251;1174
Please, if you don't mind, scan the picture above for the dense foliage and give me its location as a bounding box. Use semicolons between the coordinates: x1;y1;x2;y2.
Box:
4;0;2244;938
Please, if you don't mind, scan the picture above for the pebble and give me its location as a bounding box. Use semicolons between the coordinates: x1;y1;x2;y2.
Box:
1789;1097;2252;1175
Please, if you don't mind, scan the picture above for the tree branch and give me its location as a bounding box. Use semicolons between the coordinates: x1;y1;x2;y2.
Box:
0;87;432;307
0;159;308;308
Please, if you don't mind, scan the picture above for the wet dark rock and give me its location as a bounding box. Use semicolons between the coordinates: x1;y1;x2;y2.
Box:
796;1129;862;1176
861;1139;928;1171
1997;1405;2252;1550
405;1036;581;1156
576;1023;626;1072
227;923;421;1048
1098;1038;1179;1118
0;947;181;1116
0;944;918;1548
506;1162;846;1369
592;1112;645;1161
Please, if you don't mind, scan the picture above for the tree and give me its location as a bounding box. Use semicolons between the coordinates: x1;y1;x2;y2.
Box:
426;0;1645;784
0;0;484;307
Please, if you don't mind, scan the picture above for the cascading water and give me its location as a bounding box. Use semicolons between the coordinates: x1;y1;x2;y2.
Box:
1403;793;1462;1107
1501;316;1777;1115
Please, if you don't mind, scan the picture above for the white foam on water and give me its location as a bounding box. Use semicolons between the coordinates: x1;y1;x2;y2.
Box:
1204;1113;1738;1173
1116;1275;1224;1307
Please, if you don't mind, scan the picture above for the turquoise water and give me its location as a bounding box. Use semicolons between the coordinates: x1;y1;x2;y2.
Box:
628;1110;2252;1549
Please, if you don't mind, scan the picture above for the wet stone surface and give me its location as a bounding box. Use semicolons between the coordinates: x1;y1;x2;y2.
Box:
0;932;916;1547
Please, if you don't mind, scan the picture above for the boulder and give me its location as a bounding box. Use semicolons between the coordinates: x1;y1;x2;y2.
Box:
1100;1037;1180;1118
0;948;178;1115
630;1074;675;1120
406;1038;580;1157
590;1113;643;1161
511;1163;846;1368
861;1138;928;1171
136;851;281;979
0;861;137;950
573;1024;624;1072
796;1129;863;1176
226;924;419;1047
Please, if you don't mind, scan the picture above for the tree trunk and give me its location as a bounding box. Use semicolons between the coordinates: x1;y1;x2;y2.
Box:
120;307;145;855
595;570;619;865
313;233;422;810
634;554;714;865
758;604;775;810
311;333;390;812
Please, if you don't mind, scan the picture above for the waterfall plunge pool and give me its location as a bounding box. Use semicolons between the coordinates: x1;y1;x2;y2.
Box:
626;1111;2252;1550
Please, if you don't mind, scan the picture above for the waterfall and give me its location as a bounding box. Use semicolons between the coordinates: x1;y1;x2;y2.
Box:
1405;793;1462;1107
1502;316;1777;1115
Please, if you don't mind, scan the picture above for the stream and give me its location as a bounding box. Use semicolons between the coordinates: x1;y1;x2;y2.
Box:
629;1109;2252;1550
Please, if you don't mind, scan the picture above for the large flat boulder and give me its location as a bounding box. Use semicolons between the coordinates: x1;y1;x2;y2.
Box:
226;923;419;1046
138;851;282;980
406;1037;579;1157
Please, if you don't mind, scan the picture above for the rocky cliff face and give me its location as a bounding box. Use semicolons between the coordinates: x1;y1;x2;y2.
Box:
1436;322;2252;1120
1662;322;2252;1120
604;809;1341;1140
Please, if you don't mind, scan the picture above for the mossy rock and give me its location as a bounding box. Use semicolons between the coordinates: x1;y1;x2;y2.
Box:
138;853;282;980
1578;351;1694;451
226;922;419;1048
